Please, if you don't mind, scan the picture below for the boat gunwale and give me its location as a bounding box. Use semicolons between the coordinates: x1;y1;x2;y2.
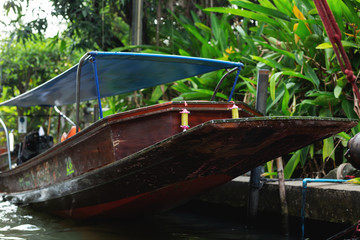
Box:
2;113;356;177
1;116;356;191
1;116;357;207
0;101;257;176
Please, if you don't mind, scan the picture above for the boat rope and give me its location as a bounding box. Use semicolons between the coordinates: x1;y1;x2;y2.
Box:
211;67;238;101
227;67;241;102
90;56;103;119
314;0;360;104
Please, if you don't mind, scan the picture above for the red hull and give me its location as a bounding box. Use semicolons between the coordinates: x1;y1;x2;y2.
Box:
52;174;232;219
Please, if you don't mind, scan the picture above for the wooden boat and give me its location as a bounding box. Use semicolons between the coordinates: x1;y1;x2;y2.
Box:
0;52;357;219
0;152;16;172
0;147;10;171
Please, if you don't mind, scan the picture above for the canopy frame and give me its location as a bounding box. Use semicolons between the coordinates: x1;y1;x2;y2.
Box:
1;51;244;133
74;51;244;133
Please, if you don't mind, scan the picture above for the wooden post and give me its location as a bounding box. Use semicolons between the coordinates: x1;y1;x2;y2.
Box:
47;107;53;136
131;0;143;51
94;104;99;123
276;156;289;235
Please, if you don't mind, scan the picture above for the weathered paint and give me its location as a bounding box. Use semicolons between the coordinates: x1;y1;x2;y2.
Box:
51;174;233;219
1;102;255;193
0;102;357;219
65;157;74;175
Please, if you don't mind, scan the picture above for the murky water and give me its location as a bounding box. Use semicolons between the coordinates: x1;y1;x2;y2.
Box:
0;200;338;240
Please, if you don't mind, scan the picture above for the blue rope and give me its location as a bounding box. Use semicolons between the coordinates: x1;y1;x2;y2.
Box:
301;178;348;239
91;56;103;119
228;68;241;102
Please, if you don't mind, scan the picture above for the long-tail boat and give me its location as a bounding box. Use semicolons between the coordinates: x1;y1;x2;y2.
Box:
0;52;356;219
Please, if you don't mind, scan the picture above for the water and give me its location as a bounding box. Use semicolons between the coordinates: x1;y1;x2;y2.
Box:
0;200;333;240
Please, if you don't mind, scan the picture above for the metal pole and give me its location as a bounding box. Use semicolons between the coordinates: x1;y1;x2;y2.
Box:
301;178;348;239
255;69;269;114
0;117;12;169
248;69;269;226
76;52;90;133
131;0;143;104
131;0;143;50
54;106;75;126
94;104;99;122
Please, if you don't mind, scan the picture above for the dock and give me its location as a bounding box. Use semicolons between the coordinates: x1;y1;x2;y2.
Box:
198;176;360;224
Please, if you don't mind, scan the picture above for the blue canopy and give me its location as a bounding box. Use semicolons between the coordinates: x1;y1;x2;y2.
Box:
0;52;243;107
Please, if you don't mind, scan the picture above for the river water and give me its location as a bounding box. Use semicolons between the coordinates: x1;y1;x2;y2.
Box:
0;199;339;240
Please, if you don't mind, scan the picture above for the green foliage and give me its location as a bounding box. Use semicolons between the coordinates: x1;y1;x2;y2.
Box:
284;146;310;179
128;0;360;178
0;37;73;140
196;0;360;179
49;0;130;51
1;38;68;95
157;9;259;104
2;0;49;42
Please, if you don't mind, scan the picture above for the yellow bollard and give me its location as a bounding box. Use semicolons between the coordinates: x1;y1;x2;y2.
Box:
180;102;190;131
229;102;239;119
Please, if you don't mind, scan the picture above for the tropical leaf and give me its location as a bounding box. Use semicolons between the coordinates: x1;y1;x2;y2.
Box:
255;41;296;60
283;146;310;179
334;85;342;98
342;0;360;27
194;22;211;33
323;137;335;161
192;89;228;100
251;55;283;70
341;100;360;135
281;85;290;115
293;4;306;20
150;85;168;103
269;72;282;101
178;91;212;100
284;150;301;179
204;7;282;27
303;63;320;87
346;178;360;184
230;0;291;21
258;0;276;9
179;49;191;56
337;132;352;141
267;82;286;112
210;13;226;52
184;24;208;44
172;81;191;93
273;0;293;16
316;41;360;49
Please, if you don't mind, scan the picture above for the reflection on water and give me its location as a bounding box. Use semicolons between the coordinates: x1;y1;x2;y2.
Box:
0;200;297;240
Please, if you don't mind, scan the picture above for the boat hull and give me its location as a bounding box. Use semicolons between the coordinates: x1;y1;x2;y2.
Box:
0;102;256;192
1;113;357;219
